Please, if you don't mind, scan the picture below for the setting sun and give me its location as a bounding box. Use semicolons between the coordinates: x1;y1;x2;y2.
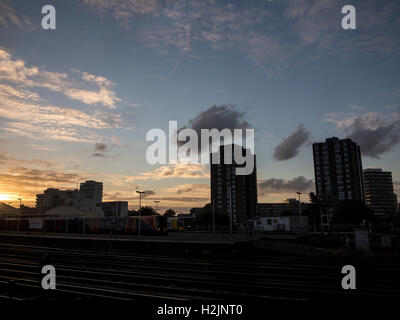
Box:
0;194;16;202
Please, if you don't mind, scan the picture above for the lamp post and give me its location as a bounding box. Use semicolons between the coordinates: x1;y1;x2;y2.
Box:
17;198;22;232
296;192;302;231
212;201;215;236
154;200;160;214
136;191;145;237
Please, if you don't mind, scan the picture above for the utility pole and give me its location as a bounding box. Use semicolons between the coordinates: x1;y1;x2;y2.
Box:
136;191;145;237
17;198;22;232
297;192;302;231
212;201;215;236
154;200;160;214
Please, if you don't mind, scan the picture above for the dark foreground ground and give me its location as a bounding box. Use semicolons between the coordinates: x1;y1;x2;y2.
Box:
0;232;399;306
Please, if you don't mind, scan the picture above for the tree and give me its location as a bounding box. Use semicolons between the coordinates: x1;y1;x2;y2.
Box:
302;203;322;231
334;200;374;225
309;192;319;203
139;206;156;216
164;209;176;217
195;205;229;226
128;209;138;216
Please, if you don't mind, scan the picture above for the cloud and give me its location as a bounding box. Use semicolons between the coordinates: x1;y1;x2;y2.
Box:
0;89;122;143
324;110;400;158
92;153;108;158
81;0;400;76
1;121;99;143
142;190;156;198
91;141;125;158
177;105;251;150
350;104;365;112
0;0;33;30
94;142;108;152
158;196;209;203
0;154;7;165
135;163;209;180
347;113;400;158
83;0;162;28
184;105;250;133
0;83;40;101
258;176;313;195
0;50;125;143
393;181;400;195
273;123;310;161
0;48;121;108
0;93;118;129
64;71;121;109
167;183;209;195
0;167;85;203
0;154;55;168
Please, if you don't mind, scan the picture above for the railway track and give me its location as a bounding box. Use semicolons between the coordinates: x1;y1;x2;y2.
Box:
0;242;399;302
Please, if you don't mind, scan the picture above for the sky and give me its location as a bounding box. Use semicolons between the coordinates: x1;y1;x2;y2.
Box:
0;0;399;212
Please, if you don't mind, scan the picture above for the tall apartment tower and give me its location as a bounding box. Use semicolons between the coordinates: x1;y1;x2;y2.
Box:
210;144;257;225
363;169;398;217
312;137;364;204
79;180;103;214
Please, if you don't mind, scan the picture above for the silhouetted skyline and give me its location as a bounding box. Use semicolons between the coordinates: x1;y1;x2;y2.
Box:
1;0;400;211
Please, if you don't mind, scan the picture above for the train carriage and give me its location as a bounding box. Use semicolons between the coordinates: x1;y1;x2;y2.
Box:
0;215;168;235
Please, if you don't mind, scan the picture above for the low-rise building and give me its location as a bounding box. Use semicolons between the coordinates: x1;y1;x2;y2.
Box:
258;199;310;217
35;180;104;216
253;216;308;232
102;201;128;217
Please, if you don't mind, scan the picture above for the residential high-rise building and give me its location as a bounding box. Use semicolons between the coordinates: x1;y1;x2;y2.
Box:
210;144;257;225
312;137;364;204
363;169;398;217
79;180;103;214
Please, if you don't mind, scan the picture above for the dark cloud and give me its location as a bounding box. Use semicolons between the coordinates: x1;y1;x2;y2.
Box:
177;105;251;148
94;142;108;152
92;142;108;157
273;123;310;161
258;176;313;195
92;152;108;157
142;190;156;198
346;112;400;158
186;105;250;132
92;142;123;158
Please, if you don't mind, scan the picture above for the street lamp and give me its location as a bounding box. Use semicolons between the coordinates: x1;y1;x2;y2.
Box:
136;191;145;237
154;200;160;214
17;198;22;232
296;192;302;230
212;201;215;236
